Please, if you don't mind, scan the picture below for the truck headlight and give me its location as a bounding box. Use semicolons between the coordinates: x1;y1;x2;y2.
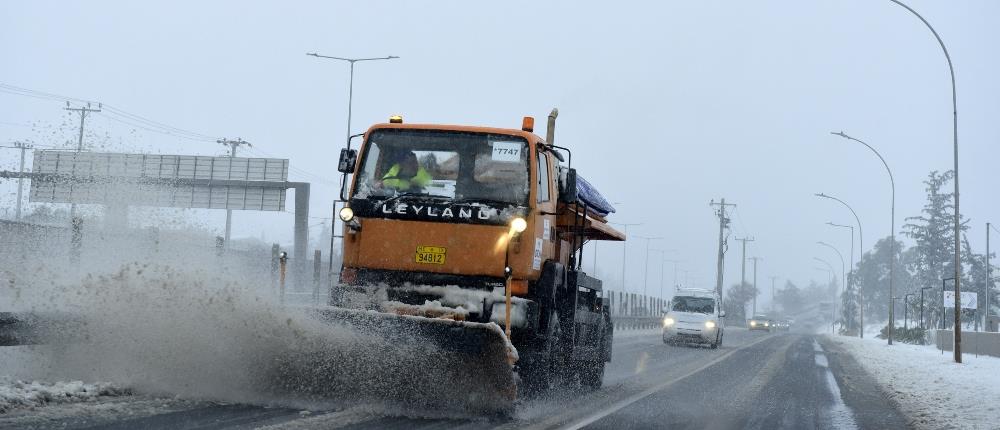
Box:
339;207;354;222
510;217;527;233
663;317;675;326
705;320;716;329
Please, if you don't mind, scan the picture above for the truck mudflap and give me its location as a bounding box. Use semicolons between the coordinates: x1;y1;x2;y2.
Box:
285;306;519;414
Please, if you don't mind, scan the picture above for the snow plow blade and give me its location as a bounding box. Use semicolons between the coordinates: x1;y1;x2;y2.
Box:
273;306;518;415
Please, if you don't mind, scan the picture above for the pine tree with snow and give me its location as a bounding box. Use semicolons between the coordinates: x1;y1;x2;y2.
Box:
903;170;969;329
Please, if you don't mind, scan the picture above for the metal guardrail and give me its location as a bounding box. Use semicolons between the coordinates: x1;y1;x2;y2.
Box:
612;316;662;330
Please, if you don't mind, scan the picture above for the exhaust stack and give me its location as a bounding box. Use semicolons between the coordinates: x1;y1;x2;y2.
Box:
546;108;559;145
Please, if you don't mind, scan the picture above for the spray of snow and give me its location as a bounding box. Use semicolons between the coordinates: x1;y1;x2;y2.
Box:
4;264;514;416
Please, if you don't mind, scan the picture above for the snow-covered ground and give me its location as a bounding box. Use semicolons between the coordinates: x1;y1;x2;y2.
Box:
826;334;1000;430
0;379;126;413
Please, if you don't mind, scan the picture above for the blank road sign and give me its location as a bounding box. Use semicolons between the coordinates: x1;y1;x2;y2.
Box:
29;150;290;211
942;291;978;309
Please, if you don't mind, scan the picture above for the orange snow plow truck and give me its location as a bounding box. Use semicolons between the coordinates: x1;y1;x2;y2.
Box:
320;109;624;412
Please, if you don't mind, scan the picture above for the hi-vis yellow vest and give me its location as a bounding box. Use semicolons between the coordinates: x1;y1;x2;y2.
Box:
382;164;432;190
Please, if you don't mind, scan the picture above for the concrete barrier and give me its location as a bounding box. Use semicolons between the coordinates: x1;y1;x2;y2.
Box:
933;330;1000;358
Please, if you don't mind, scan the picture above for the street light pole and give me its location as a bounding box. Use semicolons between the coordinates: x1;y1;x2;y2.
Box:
816;193;865;338
920;286;934;329
942;277;956;330
307;52;398;267
815;257;838;323
886;0;961;364
635;235;663;299
611;222;641;293
664;259;681;295
832;131;896;345
904;293;915;329
306;53;399;145
818;241;846;327
828;222;856;330
651;249;677;299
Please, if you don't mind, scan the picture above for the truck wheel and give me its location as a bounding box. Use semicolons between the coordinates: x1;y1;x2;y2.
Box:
519;310;560;396
577;360;605;388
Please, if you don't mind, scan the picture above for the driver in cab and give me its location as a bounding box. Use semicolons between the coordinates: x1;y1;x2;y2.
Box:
378;151;432;192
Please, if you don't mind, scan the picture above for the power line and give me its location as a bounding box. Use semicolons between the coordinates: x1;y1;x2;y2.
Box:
0;83;220;142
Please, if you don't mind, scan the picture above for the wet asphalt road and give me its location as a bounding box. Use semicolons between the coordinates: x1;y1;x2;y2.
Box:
2;328;910;430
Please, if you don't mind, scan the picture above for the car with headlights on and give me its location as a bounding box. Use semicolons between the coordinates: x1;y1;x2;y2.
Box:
662;289;725;348
748;314;773;332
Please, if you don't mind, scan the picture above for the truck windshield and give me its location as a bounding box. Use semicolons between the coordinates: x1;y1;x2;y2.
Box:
671;296;715;314
352;129;530;206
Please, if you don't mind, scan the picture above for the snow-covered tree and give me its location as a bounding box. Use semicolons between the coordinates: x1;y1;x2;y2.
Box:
902;170;969;329
724;281;756;323
854;236;910;323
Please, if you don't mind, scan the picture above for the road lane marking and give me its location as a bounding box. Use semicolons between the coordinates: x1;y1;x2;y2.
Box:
815;354;829;367
556;334;775;430
813;339;858;430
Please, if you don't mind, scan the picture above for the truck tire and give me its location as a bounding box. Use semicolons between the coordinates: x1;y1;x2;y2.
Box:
519;309;560;396
577;360;605;388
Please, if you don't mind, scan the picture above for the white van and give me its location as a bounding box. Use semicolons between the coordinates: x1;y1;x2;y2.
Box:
661;288;725;348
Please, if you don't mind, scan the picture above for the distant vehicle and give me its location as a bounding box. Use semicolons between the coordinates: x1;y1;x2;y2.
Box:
748;314;773;332
771;319;791;331
662;288;725;348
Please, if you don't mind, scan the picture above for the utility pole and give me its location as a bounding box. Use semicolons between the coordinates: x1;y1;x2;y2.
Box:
65;102;101;221
710;199;736;300
770;276;778;313
13;142;32;219
217;138;253;247
750;256;762;315
735;236;755;291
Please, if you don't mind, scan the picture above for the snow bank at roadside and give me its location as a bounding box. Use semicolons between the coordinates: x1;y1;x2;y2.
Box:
826;335;1000;429
0;379;127;413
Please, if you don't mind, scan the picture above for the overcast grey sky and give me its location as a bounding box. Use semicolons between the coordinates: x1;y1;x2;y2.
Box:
2;1;998;301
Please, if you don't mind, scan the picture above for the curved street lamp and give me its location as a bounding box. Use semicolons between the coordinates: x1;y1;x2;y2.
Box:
831;131;896;345
827;222;856;328
817;242;846;299
886;0;962;362
816;193;865;338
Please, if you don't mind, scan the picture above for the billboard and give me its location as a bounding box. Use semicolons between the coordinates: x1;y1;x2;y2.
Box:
943;291;978;309
29;150;289;211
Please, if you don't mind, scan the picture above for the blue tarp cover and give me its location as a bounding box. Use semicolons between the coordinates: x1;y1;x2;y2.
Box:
576;175;616;217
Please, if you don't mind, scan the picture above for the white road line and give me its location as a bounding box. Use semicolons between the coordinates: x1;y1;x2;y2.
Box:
557;334;775;430
813;339;858;430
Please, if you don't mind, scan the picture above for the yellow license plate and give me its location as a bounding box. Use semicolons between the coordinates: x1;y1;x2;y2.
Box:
415;246;446;265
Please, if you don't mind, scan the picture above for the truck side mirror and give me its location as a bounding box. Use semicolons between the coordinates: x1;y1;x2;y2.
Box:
338;149;358;174
560;168;578;203
720;310;727;318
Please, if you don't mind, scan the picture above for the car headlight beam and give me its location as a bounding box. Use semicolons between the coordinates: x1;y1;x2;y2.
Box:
663;317;675;326
705;320;716;329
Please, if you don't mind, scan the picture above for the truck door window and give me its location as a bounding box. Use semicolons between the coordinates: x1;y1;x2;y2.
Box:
536;152;550;202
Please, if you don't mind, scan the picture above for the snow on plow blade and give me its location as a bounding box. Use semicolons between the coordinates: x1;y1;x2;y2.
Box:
273;306;518;415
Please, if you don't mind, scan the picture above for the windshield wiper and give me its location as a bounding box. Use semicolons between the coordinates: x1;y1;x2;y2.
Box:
452;197;517;207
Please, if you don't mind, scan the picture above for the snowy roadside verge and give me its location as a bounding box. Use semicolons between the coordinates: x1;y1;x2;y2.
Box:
0;378;128;413
825;334;1000;430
